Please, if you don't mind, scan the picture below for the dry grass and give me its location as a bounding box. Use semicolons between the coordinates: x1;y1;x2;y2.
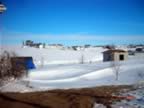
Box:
0;85;132;108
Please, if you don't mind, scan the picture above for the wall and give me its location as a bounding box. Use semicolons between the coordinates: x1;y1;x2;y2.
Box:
114;52;128;61
103;52;113;61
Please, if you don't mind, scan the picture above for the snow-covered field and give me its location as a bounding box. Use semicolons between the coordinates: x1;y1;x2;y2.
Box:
1;45;104;65
1;45;144;92
27;59;144;89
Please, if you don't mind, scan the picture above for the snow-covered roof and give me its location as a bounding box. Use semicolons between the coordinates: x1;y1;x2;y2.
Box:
103;49;127;53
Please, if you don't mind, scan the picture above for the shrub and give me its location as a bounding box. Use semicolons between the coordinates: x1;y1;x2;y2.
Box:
0;51;27;86
110;61;121;81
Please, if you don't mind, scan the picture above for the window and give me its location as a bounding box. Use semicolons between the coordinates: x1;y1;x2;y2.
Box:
119;54;124;60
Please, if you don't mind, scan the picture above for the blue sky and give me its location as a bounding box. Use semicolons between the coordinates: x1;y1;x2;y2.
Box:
1;0;144;45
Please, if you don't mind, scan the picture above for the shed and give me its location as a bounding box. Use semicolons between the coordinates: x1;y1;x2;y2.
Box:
11;57;36;70
103;49;128;62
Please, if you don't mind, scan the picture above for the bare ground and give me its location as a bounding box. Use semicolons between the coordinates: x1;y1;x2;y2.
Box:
0;85;133;108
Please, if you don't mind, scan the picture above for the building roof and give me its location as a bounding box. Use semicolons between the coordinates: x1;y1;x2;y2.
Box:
103;49;127;53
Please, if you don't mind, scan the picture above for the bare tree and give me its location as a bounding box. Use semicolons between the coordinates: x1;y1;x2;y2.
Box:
0;51;27;86
110;61;121;81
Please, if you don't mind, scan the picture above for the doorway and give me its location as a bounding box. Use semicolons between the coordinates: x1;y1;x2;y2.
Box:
119;54;124;61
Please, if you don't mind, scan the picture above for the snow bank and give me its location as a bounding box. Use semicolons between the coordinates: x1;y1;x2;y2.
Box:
1;45;144;92
27;59;144;89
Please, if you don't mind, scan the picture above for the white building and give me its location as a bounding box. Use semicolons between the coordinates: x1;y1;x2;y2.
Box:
103;49;128;62
45;44;64;49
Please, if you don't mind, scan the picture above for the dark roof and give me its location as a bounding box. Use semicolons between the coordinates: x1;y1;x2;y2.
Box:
11;57;36;70
103;49;127;53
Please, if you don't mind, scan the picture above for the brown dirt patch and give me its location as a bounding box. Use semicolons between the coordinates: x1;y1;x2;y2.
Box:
0;85;132;108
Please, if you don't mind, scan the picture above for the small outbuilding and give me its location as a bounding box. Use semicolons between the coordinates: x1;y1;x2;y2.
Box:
11;57;36;70
103;49;128;62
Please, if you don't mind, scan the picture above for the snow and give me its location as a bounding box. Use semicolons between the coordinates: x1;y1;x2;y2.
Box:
27;60;144;89
0;80;34;92
1;45;144;92
1;46;104;66
93;103;106;108
112;86;144;108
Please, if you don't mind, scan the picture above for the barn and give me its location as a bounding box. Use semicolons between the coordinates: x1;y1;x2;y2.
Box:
103;49;128;62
